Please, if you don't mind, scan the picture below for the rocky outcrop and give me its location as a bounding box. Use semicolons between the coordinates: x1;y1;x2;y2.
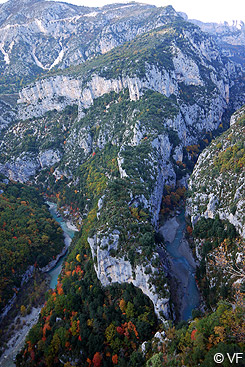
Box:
0;98;17;131
0;150;62;182
150;134;176;225
18;71;174;120
159;217;179;243
187;106;245;238
17;75;229;157
173;47;204;86
38;149;61;168
18;55;230;143
0;154;39;182
88;233;170;320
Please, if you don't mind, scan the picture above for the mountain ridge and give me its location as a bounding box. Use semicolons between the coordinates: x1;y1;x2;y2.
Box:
0;2;244;366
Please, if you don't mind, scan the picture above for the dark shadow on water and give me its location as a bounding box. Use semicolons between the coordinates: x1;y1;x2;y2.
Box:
165;211;199;320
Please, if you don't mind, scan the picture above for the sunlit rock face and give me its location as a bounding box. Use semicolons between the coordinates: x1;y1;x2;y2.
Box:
88;233;170;321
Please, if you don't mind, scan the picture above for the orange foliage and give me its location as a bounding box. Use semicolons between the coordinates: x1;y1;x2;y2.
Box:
112;354;118;365
30;350;35;361
43;323;51;339
191;329;197;340
57;282;64;295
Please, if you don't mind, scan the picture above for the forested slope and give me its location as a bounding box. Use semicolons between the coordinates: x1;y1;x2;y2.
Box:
0;178;64;311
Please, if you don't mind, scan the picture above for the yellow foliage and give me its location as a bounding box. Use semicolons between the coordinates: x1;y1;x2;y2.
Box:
119;299;126;313
76;254;81;262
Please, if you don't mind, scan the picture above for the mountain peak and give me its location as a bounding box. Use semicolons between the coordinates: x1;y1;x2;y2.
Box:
9;0;43;3
3;0;43;8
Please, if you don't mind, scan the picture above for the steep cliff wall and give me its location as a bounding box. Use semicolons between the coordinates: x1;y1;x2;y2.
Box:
88;232;170;320
187;106;245;238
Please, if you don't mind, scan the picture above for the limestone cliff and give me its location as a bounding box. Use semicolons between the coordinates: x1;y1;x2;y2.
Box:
88;233;170;320
187;106;245;238
0;0;181;93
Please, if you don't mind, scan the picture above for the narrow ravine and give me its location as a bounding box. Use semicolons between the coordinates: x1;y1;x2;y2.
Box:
46;202;76;289
159;211;200;320
0;203;75;367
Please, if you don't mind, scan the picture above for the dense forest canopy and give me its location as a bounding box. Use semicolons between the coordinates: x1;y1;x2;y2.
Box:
0;177;64;310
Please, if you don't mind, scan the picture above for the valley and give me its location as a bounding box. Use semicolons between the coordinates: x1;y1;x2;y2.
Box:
0;0;244;366
0;202;75;367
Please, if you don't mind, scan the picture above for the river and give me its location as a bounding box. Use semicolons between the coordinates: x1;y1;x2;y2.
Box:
159;211;200;320
0;206;198;366
0;203;75;367
47;202;76;289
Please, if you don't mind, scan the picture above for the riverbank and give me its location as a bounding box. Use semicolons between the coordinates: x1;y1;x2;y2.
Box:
0;202;76;366
0;272;49;367
0;307;42;367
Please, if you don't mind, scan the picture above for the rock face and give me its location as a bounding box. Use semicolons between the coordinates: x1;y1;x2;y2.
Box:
38;149;61;168
190;18;245;68
18;71;177;121
159;217;179;243
187;106;245;238
0;154;39;182
88;234;170;320
0;0;181;94
0;98;17;131
17;42;231;146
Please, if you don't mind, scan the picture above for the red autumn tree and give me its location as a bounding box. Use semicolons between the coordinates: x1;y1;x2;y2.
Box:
191;329;197;340
92;352;102;367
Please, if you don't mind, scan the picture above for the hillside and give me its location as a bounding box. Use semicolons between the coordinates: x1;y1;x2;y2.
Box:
0;14;240;322
0;1;180;95
0;178;64;314
190;19;245;67
187;106;245;238
186;107;244;313
0;1;244;366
